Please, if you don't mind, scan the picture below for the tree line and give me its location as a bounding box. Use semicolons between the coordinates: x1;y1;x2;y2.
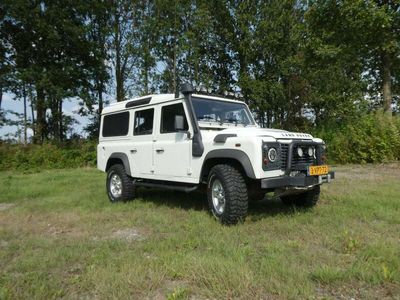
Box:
0;0;399;143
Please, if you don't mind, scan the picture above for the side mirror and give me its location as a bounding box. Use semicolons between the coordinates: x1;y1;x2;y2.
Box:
174;115;185;131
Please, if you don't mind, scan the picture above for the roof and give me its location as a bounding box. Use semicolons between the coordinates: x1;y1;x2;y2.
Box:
102;93;246;115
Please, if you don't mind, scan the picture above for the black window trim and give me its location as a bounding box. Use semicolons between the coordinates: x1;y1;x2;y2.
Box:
133;107;155;136
160;101;189;134
101;111;130;137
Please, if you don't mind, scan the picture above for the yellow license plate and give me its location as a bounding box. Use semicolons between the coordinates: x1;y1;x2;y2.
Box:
308;165;329;176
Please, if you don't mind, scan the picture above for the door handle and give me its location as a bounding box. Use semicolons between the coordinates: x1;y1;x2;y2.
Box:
130;148;137;154
156;148;164;153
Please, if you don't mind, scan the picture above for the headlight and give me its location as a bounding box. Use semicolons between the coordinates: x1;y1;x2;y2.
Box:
308;147;313;157
297;147;303;157
268;148;277;162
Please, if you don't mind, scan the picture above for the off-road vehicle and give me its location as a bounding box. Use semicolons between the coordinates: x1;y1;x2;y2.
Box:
97;84;334;224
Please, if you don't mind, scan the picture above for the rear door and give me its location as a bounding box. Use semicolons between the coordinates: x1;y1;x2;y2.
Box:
154;101;192;180
130;107;155;175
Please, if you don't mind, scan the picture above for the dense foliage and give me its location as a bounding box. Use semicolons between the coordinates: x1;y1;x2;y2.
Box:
314;113;400;164
0;113;399;171
0;0;399;164
0;141;97;171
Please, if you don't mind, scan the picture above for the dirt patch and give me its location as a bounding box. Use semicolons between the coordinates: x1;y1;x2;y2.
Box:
0;211;88;239
146;280;189;300
0;203;16;211
315;282;400;300
45;223;87;238
111;228;144;241
0;210;149;242
333;163;400;183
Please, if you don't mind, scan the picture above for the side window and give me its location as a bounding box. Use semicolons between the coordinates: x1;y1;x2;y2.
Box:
160;103;189;133
134;108;154;135
102;111;129;137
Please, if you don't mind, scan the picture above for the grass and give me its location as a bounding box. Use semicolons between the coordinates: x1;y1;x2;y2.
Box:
0;164;399;299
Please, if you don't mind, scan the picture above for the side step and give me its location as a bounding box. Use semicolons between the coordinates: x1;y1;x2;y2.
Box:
133;180;198;193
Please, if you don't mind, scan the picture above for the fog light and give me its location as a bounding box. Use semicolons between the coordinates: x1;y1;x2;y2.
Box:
308;147;313;157
297;147;303;157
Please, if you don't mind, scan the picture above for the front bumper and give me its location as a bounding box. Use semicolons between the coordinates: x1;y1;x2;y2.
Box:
261;171;335;189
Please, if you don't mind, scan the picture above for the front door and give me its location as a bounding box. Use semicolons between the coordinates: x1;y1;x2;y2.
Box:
154;101;192;181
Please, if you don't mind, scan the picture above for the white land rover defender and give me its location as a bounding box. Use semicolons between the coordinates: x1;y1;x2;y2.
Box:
97;84;334;224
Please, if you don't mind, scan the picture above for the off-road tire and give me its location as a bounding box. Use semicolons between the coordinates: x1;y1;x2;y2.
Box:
207;164;248;225
280;185;320;208
106;164;136;202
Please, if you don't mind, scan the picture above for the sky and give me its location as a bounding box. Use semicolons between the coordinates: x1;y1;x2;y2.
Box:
0;92;92;140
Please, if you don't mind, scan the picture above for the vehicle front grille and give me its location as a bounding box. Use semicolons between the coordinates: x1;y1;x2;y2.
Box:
280;143;317;171
280;144;289;170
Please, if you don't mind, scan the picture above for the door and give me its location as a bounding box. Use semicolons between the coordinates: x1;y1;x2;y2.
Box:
154;101;192;180
130;107;155;175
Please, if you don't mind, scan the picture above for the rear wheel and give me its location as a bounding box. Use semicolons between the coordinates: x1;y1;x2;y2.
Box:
106;164;136;202
280;185;320;207
207;164;248;225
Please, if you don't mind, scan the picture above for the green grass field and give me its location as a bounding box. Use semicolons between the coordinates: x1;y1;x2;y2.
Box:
0;164;399;299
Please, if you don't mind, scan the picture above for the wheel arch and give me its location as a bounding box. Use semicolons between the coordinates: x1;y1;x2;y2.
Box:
200;149;256;182
106;152;131;176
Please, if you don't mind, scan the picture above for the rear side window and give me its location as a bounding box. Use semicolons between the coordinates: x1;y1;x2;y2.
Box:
102;112;130;137
160;103;188;133
134;108;154;135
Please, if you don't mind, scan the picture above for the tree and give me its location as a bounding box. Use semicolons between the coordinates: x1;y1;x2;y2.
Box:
109;0;138;101
131;0;158;96
0;2;12;110
181;0;235;92
3;0;110;142
306;0;400;115
80;1;112;138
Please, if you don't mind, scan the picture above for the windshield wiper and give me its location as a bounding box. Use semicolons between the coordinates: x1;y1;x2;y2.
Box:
197;115;214;121
220;118;239;126
224;118;238;124
219;118;249;127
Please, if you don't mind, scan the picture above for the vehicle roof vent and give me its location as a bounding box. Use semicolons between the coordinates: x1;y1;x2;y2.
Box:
125;97;152;108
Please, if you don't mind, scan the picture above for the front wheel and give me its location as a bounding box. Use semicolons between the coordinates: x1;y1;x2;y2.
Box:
106;164;136;202
281;185;320;208
207;164;248;225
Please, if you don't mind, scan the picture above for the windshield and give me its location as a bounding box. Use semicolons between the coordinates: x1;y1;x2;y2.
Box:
192;97;255;126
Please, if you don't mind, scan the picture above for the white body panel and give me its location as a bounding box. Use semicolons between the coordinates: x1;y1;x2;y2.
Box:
97;94;322;184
